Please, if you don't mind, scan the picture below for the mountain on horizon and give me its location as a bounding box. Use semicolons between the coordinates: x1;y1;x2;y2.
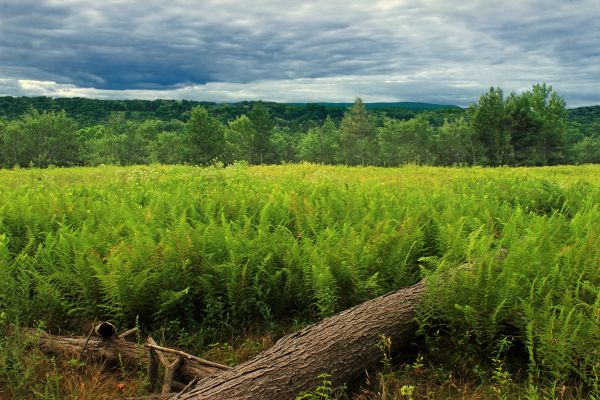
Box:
291;101;461;111
0;96;462;124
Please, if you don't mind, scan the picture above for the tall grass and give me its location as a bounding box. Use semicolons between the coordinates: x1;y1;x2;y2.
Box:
0;163;598;392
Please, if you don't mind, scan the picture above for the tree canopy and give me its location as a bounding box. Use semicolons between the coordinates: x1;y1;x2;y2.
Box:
0;84;598;168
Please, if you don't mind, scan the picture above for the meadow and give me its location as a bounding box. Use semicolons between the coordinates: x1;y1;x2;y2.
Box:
0;163;598;399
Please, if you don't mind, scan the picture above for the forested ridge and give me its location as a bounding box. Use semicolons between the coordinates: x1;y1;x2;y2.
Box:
0;83;599;168
0;97;460;127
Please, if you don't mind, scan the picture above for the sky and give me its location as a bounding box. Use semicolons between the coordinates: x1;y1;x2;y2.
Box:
1;0;599;106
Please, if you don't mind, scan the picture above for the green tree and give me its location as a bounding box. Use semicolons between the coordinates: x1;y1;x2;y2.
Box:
224;115;254;164
185;106;226;165
340;98;377;165
505;92;542;165
83;113;140;165
378;118;404;166
434;117;477;166
468;87;512;166
505;84;566;165
377;115;434;166
120;119;152;165
298;116;340;164
149;131;187;164
528;83;566;165
0;118;4;166
573;135;600;163
78;125;111;165
563;123;588;163
2;119;34;167
0;109;80;167
30;109;80;167
248;102;274;164
77;114;159;166
269;127;299;164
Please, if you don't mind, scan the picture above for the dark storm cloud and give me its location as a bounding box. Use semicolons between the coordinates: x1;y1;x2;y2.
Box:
1;0;599;105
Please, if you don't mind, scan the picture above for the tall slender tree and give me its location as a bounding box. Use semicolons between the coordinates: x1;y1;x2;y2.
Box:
529;83;567;165
248;102;273;164
224;114;255;164
0;118;6;167
506;84;567;165
185;106;225;165
340;98;377;165
468;87;512;166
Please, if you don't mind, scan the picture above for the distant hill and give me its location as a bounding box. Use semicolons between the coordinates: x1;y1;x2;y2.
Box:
567;105;600;123
567;105;600;138
292;102;461;111
0;96;462;128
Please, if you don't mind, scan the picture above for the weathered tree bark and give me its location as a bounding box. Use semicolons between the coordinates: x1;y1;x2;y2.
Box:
31;330;229;382
174;280;426;400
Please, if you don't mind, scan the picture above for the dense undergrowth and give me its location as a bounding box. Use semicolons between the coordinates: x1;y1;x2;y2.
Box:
0;164;598;398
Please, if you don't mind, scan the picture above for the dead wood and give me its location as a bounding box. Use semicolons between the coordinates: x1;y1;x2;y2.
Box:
174;280;426;400
144;343;232;371
119;327;140;339
31;329;229;383
162;356;184;396
32;279;426;400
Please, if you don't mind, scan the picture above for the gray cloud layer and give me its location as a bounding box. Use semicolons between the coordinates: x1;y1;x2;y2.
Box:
1;0;599;105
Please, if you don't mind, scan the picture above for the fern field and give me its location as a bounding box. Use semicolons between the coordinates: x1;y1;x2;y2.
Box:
0;164;598;395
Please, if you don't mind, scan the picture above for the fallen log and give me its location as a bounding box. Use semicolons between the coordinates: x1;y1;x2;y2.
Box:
174;280;426;400
31;280;426;399
31;329;230;383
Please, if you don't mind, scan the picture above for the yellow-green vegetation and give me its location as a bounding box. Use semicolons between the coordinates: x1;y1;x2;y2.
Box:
1;163;599;398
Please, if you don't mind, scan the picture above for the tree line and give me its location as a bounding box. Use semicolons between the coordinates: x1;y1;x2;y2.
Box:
0;96;462;129
0;83;599;168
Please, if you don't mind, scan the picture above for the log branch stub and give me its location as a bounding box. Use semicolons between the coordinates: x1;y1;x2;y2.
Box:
94;322;116;339
119;327;140;340
147;337;170;368
162;356;184;396
148;345;159;392
79;325;96;359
